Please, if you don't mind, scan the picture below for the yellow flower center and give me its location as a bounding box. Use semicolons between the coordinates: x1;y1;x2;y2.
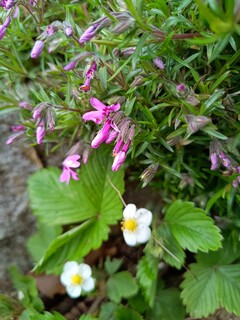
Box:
71;274;83;285
122;218;138;232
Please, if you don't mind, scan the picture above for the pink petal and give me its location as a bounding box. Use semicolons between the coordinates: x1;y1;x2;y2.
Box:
90;97;107;111
69;169;79;181
110;103;121;112
82;111;104;124
59;167;71;185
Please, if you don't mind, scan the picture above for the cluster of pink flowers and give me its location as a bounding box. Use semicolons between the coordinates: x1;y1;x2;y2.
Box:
83;97;134;172
0;0;38;41
31;20;73;58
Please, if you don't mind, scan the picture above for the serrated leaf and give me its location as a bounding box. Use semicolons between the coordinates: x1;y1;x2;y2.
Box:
136;254;158;307
180;262;240;318
147;287;185;320
107;271;138;303
115;305;143;320
28;147;124;225
157;224;186;269
165;200;222;252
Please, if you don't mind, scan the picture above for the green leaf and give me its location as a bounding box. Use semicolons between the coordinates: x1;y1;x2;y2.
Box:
79;315;98;320
115;305;143;320
34;218;109;273
157;224;186;269
28;147;124;225
107;271;138;303
99;66;108;89
136;254;158;307
105;257;123;276
147;287;185;320
99;302;116;320
9;266;44;312
180;262;240;318
27;223;62;262
164;200;222;252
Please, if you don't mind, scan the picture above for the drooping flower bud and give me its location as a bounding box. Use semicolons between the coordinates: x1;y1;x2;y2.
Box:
31;40;44;58
185;115;211;134
3;16;11;28
63;60;78;71
36;121;46;144
0;25;6;40
140;163;159;187
153;57;165;70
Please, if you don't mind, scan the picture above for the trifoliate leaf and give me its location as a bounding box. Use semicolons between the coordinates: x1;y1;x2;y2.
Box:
164;200;222;252
107;271;138;303
136;254;159;307
28;146;124;225
180;263;240;318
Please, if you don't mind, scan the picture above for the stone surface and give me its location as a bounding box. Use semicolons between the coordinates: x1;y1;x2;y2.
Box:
0;115;39;294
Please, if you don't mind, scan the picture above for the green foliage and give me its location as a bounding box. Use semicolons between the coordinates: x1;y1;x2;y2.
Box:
104;257;123;276
28;147;124;225
164;200;223;253
27;223;62;262
9;266;44;313
115;305;143;320
2;0;240;318
106;271;138;303
136;254;159;307
181;237;240;318
147;285;185;320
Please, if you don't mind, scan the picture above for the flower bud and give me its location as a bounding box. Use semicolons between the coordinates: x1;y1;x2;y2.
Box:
31;40;44;58
0;25;6;40
5;0;14;9
185;115;211;134
65;26;73;37
63;60;78;71
153;57;165;70
112;151;126;171
36;122;46;144
3;16;11;28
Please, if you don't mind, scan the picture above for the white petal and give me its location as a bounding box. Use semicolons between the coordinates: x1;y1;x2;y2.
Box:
66;284;82;298
82;277;95;292
63;261;79;274
123;230;137;246
123;204;137;219
135;225;151;244
136;208;152;226
78;263;92;279
60;272;72;287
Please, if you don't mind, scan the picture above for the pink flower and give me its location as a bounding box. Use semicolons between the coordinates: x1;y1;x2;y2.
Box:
36;122;46;144
91;120;111;148
112;151;127;171
112;141;130;171
79;77;91;92
82;97;120;124
59;155;81;185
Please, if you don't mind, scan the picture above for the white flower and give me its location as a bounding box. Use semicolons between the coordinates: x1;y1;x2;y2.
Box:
60;261;95;298
121;203;152;247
